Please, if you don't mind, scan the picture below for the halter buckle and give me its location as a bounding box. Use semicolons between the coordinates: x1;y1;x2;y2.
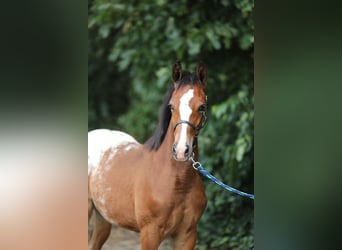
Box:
189;153;202;170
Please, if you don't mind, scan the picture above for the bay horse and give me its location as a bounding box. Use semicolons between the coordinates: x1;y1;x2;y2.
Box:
88;61;208;250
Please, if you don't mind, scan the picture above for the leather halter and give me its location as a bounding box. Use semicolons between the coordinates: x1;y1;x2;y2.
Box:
173;112;207;136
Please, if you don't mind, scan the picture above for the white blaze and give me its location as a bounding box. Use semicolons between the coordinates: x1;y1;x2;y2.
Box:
177;89;194;153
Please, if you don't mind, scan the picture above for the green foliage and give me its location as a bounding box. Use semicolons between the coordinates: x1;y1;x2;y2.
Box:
89;0;254;248
198;85;254;249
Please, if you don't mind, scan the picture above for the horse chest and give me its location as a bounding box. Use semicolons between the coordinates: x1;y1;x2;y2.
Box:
161;189;205;238
144;179;204;231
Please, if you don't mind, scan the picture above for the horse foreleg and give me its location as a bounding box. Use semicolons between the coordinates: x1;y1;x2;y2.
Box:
140;224;161;250
172;229;197;250
88;210;112;250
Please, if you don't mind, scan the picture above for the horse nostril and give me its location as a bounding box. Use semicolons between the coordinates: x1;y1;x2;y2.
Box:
172;144;177;156
184;145;189;157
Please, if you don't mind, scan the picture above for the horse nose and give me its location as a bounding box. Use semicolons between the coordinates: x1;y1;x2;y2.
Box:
172;143;191;161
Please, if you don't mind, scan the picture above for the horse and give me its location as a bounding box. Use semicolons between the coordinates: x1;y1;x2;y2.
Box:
88;60;208;250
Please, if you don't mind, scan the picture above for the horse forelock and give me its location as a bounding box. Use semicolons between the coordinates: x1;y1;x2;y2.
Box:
177;71;200;88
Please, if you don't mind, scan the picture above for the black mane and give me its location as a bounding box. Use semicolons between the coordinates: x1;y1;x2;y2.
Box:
145;71;201;150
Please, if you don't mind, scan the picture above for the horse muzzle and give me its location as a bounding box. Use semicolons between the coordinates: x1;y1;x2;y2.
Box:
172;142;192;162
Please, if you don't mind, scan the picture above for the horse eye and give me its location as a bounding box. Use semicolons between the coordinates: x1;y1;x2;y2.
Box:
198;104;207;113
168;104;174;112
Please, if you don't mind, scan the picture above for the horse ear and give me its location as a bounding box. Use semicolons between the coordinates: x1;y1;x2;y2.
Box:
172;60;182;83
196;62;207;88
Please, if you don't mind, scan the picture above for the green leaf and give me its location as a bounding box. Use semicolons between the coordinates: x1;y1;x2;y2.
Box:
187;39;201;55
205;30;221;50
99;24;110;38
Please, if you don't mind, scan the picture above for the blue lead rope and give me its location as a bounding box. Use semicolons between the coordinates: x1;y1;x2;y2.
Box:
190;157;254;200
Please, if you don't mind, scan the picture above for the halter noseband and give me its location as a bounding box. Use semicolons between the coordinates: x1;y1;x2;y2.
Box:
173;112;207;136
